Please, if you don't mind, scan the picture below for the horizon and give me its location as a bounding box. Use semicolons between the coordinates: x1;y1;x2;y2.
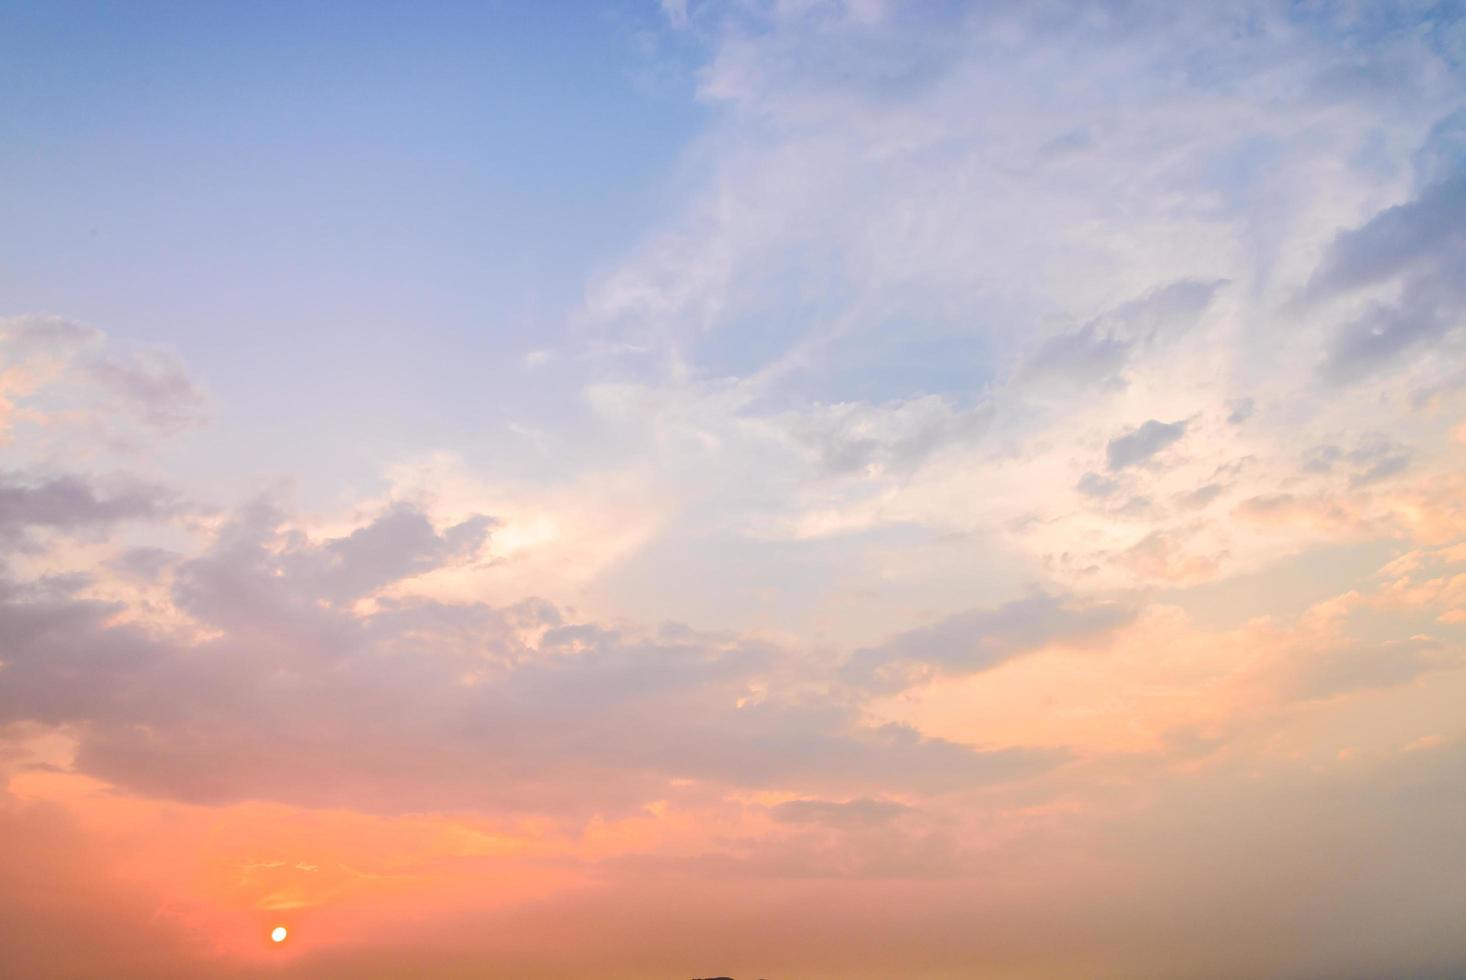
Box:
2;1;1466;978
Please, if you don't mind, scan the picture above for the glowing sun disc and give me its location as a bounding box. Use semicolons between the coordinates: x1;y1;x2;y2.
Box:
271;926;288;943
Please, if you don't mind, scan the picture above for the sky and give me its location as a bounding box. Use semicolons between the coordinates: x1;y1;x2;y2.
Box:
1;1;1465;977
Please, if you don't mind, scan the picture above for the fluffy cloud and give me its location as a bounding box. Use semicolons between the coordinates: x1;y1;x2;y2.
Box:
0;315;210;453
0;472;176;547
0;495;1060;816
1106;419;1189;471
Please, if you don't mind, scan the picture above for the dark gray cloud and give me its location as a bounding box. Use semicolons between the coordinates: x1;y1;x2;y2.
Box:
104;546;177;582
1024;278;1226;387
1308;172;1466;384
1307;174;1466;298
1112;278;1228;338
1106;419;1187;470
0;472;175;546
1350;451;1411;487
841;592;1133;694
288;502;493;603
171;500;495;639
1025;323;1133;386
1320;287;1459;384
1076;472;1119;498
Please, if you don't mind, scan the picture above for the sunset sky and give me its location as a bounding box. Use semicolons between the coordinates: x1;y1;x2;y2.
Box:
3;2;1466;978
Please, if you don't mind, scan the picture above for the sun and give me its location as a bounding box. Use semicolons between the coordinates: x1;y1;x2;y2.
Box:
270;926;288;943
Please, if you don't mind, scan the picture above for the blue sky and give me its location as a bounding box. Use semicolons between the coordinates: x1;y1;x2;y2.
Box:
2;0;705;490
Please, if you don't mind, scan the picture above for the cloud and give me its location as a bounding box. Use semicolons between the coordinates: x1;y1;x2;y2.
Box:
1309;172;1466;384
86;349;210;433
1116;530;1220;584
563;0;1461;603
0;498;1062;814
842;592;1134;694
1076;472;1119;498
0;314;99;357
1415;108;1466;185
1106;419;1188;470
785;395;987;476
170;498;494;639
1024;324;1133;387
0;472;176;547
770;797;912;827
0;314;209;449
1321;290;1460;385
6;5;1466;977
1023;278;1226;387
1302;436;1413;487
1291;637;1460;699
104;545;177;582
1307;174;1466;299
1176;482;1223;509
1226;398;1255;424
1349;449;1412;488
